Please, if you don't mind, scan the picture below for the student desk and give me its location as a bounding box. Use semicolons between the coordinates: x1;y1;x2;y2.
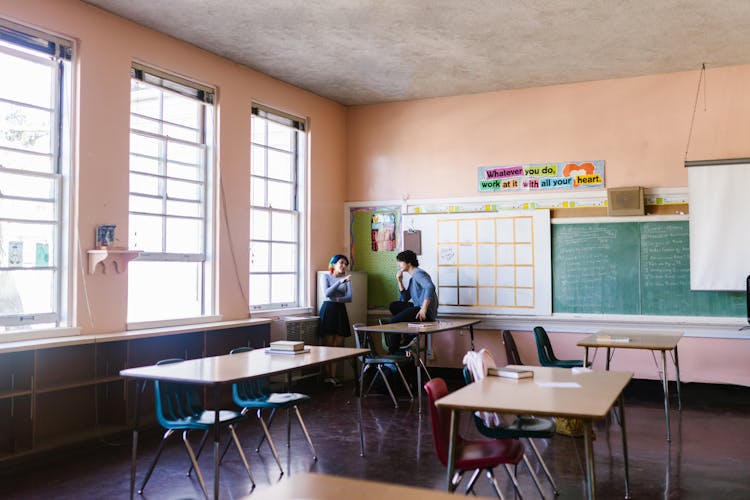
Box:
353;318;481;413
578;330;683;441
251;472;460;499
436;366;633;500
120;346;368;500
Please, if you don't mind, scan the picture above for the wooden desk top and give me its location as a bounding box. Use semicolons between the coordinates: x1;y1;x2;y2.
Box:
120;346;368;384
436;366;632;420
251;472;459;500
353;318;481;335
578;330;683;350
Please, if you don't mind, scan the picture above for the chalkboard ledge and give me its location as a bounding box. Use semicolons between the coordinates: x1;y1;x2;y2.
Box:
442;313;749;340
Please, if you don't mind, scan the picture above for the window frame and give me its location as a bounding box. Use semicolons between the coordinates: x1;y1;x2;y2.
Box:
126;65;217;328
249;105;307;312
0;19;74;336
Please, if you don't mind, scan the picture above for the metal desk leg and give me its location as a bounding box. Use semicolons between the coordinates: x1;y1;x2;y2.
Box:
584;347;589;368
130;379;145;500
352;356;365;456
605;347;611;370
446;410;458;492
469;324;475;351
618;395;631;499
416;338;423;414
583;419;596;500
213;387;221;500
674;346;682;411
661;350;671;442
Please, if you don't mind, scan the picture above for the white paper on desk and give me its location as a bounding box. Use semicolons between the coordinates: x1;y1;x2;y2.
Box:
535;381;581;388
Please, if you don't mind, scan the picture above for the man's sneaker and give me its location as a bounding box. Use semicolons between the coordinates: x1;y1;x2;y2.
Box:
324;377;336;387
332;377;343;388
378;318;389;325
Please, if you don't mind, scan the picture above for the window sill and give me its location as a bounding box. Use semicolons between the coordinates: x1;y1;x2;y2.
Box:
0;326;81;345
127;315;223;331
251;307;314;318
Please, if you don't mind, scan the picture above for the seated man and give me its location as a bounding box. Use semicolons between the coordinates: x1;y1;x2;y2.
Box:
381;250;438;353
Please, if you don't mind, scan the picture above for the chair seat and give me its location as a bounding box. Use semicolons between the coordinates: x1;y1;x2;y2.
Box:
547;359;584;368
474;414;555;439
165;409;244;430
235;392;310;409
455;437;524;470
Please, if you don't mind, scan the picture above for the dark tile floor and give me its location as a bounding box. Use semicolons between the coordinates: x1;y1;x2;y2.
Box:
1;374;748;499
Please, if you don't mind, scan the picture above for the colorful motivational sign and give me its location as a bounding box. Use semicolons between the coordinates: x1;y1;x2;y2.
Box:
478;161;605;193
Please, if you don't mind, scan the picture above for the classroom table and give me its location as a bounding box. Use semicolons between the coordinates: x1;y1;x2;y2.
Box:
250;472;461;500
578;329;683;441
435;366;633;500
353;318;481;413
120;346;368;500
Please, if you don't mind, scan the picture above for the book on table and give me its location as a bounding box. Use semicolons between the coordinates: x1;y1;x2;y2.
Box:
407;322;438;328
268;340;305;351
265;347;311;355
488;366;534;379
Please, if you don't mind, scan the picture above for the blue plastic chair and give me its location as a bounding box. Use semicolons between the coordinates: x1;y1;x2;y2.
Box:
226;346;316;474
463;366;559;496
139;358;254;498
533;326;587;368
353;323;414;408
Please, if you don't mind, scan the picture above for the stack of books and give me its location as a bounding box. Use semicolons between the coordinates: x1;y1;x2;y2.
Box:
488;366;534;379
265;340;310;355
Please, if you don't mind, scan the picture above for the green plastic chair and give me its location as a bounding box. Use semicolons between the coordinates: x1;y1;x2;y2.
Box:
139;358;254;497
533;326;586;368
222;346;316;474
353;323;413;408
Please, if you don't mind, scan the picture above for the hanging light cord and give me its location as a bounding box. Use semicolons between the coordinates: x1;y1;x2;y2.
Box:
684;63;707;161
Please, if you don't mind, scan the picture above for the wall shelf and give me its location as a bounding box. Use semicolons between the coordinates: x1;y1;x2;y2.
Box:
87;249;142;274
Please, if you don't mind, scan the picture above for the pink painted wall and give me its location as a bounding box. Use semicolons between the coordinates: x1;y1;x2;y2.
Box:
347;68;750;386
347;67;750;201
2;0;347;333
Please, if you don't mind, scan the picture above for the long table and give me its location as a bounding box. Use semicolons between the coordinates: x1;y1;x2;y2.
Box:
577;329;683;441
435;366;633;500
251;472;461;500
353;318;481;413
120;346;368;499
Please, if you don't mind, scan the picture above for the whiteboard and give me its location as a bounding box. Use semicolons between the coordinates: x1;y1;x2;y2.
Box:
403;210;551;315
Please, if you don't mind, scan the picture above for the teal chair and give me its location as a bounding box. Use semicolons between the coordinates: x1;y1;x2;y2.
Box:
462;366;559;496
139;358;254;497
353;323;414;408
224;346;316;474
533;326;587;368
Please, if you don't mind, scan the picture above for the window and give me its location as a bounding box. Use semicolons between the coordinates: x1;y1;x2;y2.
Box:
0;20;73;332
249;106;306;310
127;65;215;324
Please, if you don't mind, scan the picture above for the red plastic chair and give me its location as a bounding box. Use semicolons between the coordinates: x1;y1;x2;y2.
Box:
424;378;526;499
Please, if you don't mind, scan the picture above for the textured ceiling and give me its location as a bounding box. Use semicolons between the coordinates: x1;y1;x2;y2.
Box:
83;0;750;106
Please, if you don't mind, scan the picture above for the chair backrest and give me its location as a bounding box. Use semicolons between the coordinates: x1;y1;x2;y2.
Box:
229;346;268;401
502;330;523;365
154;358;204;427
533;326;557;366
352;323;376;354
424;377;453;467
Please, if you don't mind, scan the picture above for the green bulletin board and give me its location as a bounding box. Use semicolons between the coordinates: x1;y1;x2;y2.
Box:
350;208;400;308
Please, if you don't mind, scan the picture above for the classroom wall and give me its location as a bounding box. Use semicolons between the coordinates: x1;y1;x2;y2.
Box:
347;66;750;386
1;0;348;333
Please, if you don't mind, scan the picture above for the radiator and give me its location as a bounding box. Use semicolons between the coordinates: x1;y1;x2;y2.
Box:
270;316;320;344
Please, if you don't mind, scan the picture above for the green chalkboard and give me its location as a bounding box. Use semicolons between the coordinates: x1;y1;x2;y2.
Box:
351;209;400;308
552;220;745;317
